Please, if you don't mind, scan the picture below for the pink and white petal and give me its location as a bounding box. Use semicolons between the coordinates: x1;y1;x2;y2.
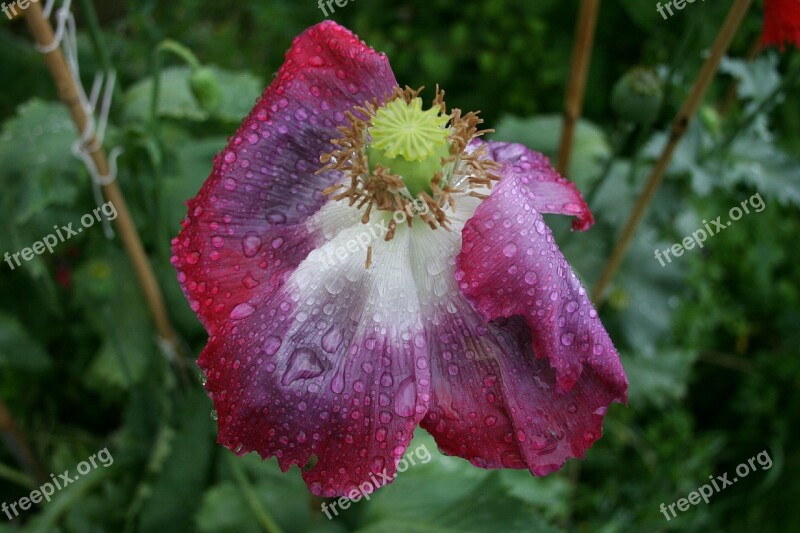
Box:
478;140;594;231
456;166;627;398
409;194;624;475
199;217;430;497
173;21;398;333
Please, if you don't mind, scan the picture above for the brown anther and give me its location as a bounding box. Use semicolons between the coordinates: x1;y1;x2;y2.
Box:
322;184;344;196
317;85;499;262
384;219;397;241
468;192;490;200
365;246;373;269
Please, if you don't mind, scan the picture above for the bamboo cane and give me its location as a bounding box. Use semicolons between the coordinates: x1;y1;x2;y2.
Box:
557;0;601;174
592;0;754;304
23;2;184;362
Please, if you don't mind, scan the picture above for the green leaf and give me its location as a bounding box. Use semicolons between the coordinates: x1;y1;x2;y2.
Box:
0;99;82;225
137;389;216;532
196;483;263;533
0;313;50;370
354;432;557;533
124;66;263;124
623;349;698;408
492;114;611;190
719;54;781;103
72;251;155;391
162;136;227;235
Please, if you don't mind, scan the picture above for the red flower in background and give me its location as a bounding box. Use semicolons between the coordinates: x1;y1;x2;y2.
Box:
171;21;627;497
762;0;800;49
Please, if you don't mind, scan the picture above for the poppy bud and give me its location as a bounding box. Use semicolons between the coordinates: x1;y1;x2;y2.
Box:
611;68;664;125
190;67;223;112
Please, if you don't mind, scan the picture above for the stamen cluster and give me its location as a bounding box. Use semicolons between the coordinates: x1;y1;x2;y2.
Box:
319;86;499;239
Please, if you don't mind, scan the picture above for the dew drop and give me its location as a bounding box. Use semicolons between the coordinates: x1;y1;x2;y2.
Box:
282;348;325;385
242;234;262;257
230;303;255;320
321;326;343;353
394;378;416;417
264;336;282;356
331;371;345;394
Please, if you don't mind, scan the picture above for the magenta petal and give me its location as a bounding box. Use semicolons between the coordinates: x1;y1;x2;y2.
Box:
480;140;594;231
172;21;398;334
199;231;430;497
453;167;627;472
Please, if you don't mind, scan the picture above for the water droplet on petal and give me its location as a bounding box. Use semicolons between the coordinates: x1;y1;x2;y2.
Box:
230;303;255;320
321;326;343;353
331;371;345;394
282;348;325;385
394;378;416;417
242;235;262;257
264;336;282;356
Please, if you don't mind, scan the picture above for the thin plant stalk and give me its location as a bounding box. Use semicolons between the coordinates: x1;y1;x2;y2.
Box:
592;0;755;304
718;34;763;116
228;455;284;533
0;400;47;486
557;0;601;174
708;56;800;162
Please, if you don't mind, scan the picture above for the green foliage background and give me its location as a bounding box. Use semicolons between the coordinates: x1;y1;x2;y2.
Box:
1;1;798;531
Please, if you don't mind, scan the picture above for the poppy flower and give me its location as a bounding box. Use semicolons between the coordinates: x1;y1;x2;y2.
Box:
171;21;627;497
761;0;800;50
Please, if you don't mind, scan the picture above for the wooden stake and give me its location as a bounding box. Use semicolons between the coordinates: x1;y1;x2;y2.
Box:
592;0;754;304
557;0;601;175
23;2;184;362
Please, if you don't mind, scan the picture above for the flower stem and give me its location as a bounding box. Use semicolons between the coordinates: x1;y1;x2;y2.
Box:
150;39;203;134
228;455;284;533
557;0;601;175
592;0;755;304
585;122;635;207
0;400;47;486
718;34;762;116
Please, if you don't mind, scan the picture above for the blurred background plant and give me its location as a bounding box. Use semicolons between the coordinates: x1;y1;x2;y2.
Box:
1;1;798;531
